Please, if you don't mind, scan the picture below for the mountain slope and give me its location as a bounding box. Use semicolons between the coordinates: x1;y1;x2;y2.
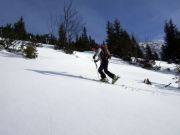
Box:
0;45;180;135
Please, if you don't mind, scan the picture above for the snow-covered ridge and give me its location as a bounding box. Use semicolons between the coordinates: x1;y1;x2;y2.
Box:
139;40;165;57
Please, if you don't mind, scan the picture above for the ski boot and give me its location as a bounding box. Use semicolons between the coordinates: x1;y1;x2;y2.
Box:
112;75;120;84
100;77;109;83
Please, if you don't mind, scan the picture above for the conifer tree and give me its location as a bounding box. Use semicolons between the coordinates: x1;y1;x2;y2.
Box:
106;21;114;52
23;43;38;59
145;45;153;60
106;19;143;60
75;27;95;51
0;24;14;39
163;19;180;63
14;16;27;40
56;23;67;50
153;52;159;60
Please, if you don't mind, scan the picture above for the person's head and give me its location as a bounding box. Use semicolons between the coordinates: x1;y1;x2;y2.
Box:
102;43;108;49
91;47;96;52
91;45;99;51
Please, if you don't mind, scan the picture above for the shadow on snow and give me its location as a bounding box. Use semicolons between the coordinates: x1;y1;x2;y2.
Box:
26;69;104;84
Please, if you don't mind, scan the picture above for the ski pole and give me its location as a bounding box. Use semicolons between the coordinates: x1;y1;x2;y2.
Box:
93;60;100;79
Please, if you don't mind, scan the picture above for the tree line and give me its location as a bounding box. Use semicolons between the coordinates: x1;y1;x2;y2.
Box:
0;0;179;64
106;19;143;61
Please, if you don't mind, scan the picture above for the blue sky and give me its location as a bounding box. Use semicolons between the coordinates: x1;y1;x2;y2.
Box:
0;0;180;43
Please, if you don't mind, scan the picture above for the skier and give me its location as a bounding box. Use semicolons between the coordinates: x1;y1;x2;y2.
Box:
92;44;119;83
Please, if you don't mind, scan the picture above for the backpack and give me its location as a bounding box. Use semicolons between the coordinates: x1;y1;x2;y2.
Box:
100;45;111;59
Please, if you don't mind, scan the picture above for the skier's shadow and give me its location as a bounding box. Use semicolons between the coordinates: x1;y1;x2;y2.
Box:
26;69;99;83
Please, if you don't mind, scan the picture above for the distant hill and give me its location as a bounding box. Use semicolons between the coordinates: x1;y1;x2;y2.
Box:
139;40;165;59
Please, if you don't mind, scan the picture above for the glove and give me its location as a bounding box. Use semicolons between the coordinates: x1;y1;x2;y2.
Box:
107;54;112;59
94;60;98;63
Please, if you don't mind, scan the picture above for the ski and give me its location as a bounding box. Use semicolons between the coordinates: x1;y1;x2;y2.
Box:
93;76;120;85
112;76;120;84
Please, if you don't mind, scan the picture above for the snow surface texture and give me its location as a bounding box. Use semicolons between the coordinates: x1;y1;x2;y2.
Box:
0;45;180;135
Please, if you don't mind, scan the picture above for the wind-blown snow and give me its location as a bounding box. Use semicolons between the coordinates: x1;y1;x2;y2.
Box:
0;45;180;135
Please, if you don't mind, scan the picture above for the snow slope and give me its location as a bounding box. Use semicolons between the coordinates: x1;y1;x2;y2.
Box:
0;45;180;135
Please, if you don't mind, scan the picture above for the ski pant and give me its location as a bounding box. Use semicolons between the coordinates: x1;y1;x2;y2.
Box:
98;58;115;79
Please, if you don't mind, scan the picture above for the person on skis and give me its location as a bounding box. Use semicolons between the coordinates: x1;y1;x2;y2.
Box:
92;43;119;83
